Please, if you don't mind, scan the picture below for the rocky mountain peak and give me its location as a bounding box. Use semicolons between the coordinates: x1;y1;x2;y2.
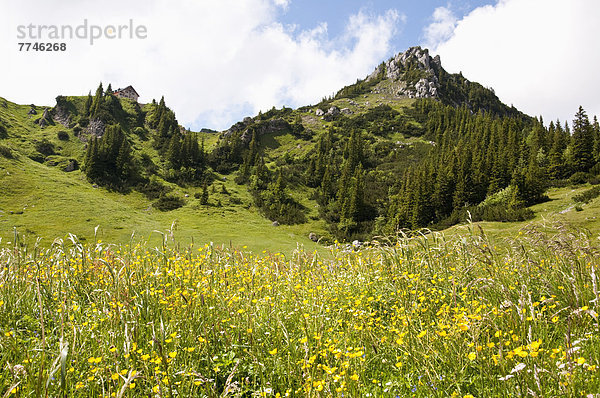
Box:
367;46;442;99
388;46;440;79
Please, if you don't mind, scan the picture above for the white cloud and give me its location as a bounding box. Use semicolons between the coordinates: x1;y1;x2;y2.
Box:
0;0;402;130
423;6;457;49
426;0;600;124
272;0;291;9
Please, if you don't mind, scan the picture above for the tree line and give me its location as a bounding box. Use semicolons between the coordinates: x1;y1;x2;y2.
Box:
300;100;600;239
82;84;207;192
78;82;600;238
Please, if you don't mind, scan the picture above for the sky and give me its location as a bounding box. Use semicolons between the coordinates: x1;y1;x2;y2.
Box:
1;0;599;131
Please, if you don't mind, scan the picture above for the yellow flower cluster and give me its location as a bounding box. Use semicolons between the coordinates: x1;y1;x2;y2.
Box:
0;230;599;396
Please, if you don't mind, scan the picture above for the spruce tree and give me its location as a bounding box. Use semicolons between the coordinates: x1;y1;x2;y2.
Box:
271;171;287;204
240;132;259;182
166;134;181;170
305;157;317;187
391;169;413;230
116;138;132;182
452;150;474;209
157;111;169;139
200;180;209;205
180;134;191;166
199;137;206;169
157;97;166;124
508;168;527;209
548;123;567;180
570;106;594;173
433;163;454;219
84;91;92;117
348;165;364;221
320;165;335;203
91;83;103;118
250;156;270;192
337;159;352;203
593;115;600;163
528;122;547;154
84;137;100;182
524;155;546;204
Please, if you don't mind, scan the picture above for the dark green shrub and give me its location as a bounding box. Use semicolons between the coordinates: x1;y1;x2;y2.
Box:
572;186;600;204
28;153;45;163
57;131;69;141
0;145;13;158
477;204;534;222
569;172;592;185
35;139;55;156
436;204;534;229
133;127;148;141
153;194;185;211
550;179;570;188
137;178;172;200
139;153;158;174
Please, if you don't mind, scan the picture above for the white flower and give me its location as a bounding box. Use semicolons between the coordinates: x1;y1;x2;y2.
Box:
498;374;514;381
511;363;526;374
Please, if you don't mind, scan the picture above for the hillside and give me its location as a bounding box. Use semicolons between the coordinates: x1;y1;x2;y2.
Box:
0;94;321;253
209;47;599;240
1;46;600;250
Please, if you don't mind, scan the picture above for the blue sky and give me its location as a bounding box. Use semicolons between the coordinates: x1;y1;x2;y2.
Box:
1;0;599;130
277;0;494;54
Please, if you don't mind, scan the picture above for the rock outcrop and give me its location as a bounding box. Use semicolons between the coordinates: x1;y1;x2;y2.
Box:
51;103;71;128
64;160;77;172
366;46;441;99
323;106;340;121
414;78;438;98
226;118;252;136
223;117;293;143
241;119;290;143
86;118;106;138
36;108;53;128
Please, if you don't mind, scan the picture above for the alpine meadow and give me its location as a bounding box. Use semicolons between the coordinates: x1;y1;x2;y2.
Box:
2;40;600;397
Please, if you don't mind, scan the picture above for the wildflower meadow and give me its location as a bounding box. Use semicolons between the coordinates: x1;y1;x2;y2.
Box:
1;223;599;397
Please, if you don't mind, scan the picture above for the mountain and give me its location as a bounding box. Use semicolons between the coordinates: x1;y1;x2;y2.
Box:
342;46;520;117
1;47;599;248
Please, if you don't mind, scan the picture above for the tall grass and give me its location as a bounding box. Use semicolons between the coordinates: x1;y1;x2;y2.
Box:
0;223;599;397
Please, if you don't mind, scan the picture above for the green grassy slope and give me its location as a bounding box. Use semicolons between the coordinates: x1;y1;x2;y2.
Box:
0;154;323;253
0;62;446;251
0;96;323;254
1;82;598;253
445;185;600;240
